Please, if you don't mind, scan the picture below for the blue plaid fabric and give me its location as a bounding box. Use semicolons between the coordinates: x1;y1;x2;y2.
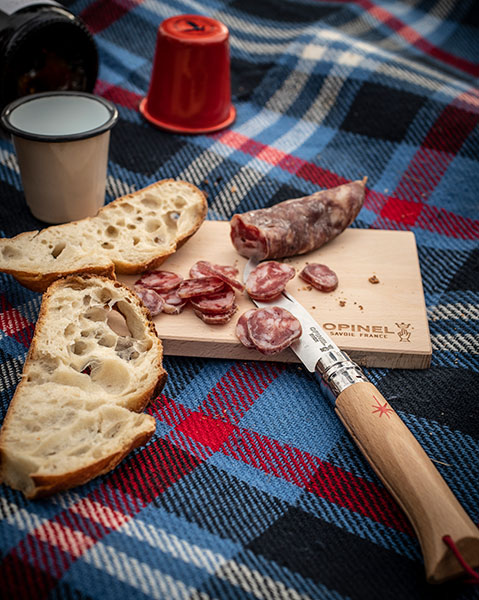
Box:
1;1;478;598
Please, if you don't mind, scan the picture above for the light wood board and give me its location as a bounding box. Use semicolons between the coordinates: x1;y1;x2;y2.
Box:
118;221;432;369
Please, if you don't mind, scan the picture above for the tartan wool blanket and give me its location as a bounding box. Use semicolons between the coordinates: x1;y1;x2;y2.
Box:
0;0;478;598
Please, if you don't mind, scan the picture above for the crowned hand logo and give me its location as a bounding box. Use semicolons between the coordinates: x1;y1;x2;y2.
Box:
396;322;411;342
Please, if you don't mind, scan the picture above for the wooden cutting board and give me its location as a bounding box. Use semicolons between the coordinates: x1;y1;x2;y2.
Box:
118;221;432;369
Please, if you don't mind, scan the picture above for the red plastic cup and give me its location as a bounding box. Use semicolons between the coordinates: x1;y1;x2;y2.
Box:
140;15;236;134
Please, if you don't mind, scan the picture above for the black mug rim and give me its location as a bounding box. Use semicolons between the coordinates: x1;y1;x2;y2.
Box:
0;91;119;143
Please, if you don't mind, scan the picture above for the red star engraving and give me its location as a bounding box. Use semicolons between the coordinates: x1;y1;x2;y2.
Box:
371;396;393;418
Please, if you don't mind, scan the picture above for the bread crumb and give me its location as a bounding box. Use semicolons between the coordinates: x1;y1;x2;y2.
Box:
231;185;237;193
312;306;316;310
359;305;363;310
339;300;346;307
368;275;380;284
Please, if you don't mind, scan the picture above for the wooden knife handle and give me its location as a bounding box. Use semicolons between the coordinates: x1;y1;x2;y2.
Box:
335;381;479;584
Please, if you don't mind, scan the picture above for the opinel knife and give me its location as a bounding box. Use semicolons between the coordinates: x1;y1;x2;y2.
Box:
244;257;479;584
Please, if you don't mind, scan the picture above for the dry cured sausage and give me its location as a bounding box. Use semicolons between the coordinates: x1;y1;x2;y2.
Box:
160;289;187;314
134;285;164;316
190;260;244;292
193;304;238;324
235;309;257;349
190;260;238;280
246;306;302;354
299;263;338;292
230;178;366;259
245;261;295;301
231;179;366;260
135;270;183;293
177;276;224;299
190;285;235;314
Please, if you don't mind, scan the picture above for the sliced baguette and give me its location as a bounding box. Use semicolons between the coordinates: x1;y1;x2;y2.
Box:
0;275;167;499
0;179;208;292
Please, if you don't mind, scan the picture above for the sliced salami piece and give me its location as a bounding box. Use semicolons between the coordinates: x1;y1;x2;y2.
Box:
246;306;302;355
235;309;257;349
135;270;183;293
189;260;244;292
190;260;238;279
160;289;187;314
230;178;367;260
134;285;164;316
245;261;295;301
299;263;338;292
177;276;224;299
190;285;235;315
193;304;238;325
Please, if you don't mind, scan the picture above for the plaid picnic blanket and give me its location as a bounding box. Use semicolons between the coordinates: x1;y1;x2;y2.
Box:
1;0;478;598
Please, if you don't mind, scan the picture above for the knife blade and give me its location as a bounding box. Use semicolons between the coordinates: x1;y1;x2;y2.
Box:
243;257;479;584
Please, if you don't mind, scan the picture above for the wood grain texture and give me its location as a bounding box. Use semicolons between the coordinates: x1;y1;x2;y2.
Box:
335;382;479;583
118;221;432;369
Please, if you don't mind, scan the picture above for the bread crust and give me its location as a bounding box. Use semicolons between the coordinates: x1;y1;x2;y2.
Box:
8;265;116;293
0;178;208;291
0;275;168;499
28;418;156;499
108;179;208;274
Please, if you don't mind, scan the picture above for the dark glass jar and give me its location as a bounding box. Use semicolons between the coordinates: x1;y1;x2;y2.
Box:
0;1;98;110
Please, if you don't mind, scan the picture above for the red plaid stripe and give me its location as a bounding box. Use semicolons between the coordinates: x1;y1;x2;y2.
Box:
0;436;200;600
0;295;35;348
80;0;146;35
327;0;479;77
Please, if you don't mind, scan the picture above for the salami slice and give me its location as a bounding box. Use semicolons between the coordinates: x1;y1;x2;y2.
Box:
160;289;187;314
135;270;183;293
177;276;224;299
299;263;338;292
235;309;257;349
193;304;238;324
190;285;235;314
190;260;238;279
230;178;367;260
246;306;302;355
245;261;295;301
189;260;244;292
134;285;164;316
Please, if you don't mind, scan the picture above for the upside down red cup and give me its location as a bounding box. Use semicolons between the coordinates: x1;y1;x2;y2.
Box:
140;15;236;134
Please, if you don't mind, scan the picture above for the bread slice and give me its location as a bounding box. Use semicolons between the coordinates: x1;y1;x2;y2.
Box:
0;179;208;292
0;275;167;499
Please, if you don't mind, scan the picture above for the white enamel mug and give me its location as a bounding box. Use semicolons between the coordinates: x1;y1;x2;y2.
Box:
1;92;118;224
